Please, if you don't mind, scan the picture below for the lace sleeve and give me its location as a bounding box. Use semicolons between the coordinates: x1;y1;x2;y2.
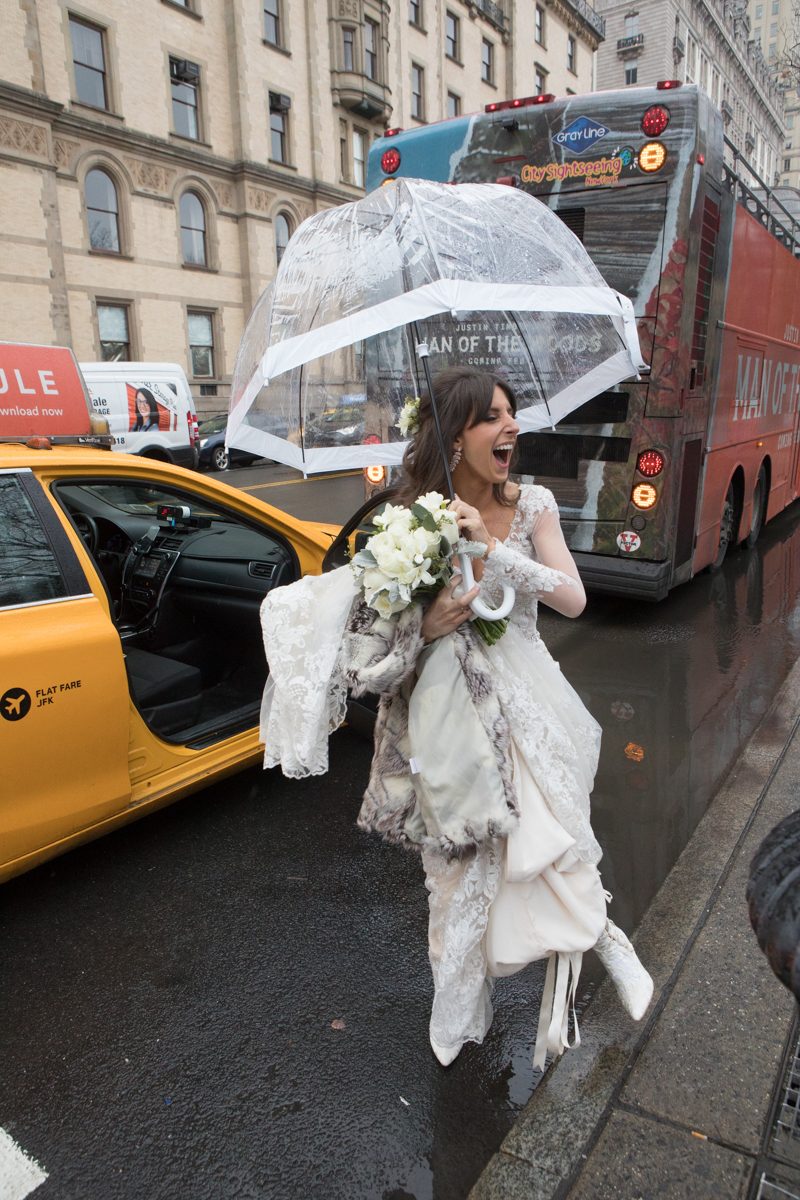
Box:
480;487;577;599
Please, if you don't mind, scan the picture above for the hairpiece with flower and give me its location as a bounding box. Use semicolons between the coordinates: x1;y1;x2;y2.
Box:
396;395;421;439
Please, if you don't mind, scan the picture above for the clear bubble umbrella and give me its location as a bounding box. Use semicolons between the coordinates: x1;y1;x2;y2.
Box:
227;177;646;617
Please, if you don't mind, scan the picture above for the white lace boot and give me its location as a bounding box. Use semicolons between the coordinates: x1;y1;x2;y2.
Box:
594;920;653;1021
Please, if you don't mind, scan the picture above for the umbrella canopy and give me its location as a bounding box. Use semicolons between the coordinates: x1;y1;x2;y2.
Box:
227;178;646;475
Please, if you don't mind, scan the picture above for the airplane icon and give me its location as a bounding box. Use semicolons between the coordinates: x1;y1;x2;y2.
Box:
2;689;30;720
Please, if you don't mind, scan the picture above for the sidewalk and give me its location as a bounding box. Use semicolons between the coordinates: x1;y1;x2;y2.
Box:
471;658;800;1200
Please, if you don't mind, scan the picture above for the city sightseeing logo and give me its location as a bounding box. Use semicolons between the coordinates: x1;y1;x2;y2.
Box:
554;116;609;155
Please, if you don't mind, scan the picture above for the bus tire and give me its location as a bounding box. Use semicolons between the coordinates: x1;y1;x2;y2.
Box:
710;483;737;571
746;467;767;548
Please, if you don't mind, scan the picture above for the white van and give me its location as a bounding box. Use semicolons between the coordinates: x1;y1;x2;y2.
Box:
79;362;199;468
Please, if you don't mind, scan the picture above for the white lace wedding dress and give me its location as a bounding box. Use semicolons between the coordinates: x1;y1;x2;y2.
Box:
421;484;609;1069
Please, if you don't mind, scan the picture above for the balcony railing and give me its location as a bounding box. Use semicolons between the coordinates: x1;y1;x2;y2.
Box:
563;0;605;39
471;0;507;33
617;32;644;52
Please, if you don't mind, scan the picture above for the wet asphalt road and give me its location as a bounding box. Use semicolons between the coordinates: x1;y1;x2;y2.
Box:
3;466;800;1200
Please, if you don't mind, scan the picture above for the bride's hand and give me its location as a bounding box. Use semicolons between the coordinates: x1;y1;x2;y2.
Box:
449;497;496;556
421;575;480;643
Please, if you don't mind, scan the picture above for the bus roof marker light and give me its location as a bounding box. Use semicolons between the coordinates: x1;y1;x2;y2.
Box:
641;105;670;137
657;80;682;90
384;128;403;136
638;142;667;173
381;148;401;175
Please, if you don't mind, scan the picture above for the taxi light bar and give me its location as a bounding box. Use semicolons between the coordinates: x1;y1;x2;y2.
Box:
638;141;667;173
657;79;682;90
632;482;658;510
485;94;554;114
636;449;665;477
381;147;401;174
641;104;670;137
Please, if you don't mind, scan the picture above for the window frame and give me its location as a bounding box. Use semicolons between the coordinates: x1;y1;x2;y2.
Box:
567;34;576;74
0;473;91;612
187;308;216;379
481;38;494;85
534;4;545;46
269;97;290;164
96;300;133;362
446;91;461;119
445;10;460;61
179;190;208;267
85;167;121;255
625;63;638;85
364;17;379;82
343;26;355;72
169;56;201;140
274;211;292;266
352;127;367;187
411;61;425;121
409;0;423;28
69;14;110;111
534;64;547;96
263;0;282;47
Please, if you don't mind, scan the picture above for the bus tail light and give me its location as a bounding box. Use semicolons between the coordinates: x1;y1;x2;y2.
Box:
632;483;658;509
365;464;386;486
657;80;682;90
381;148;401;174
638;142;667;173
637;449;665;477
641;105;670;137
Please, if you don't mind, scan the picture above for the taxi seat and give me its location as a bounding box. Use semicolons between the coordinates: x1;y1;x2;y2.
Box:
124;646;203;735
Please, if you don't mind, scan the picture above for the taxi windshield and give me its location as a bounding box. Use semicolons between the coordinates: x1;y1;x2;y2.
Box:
73;481;221;520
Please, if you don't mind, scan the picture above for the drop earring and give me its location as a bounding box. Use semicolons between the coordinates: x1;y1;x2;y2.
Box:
450;446;462;472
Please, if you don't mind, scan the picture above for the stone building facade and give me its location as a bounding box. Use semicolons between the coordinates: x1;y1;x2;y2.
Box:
594;0;784;187
747;0;800;189
0;0;602;411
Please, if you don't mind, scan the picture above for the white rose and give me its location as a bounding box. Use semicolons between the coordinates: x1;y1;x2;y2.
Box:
375;502;413;533
369;531;420;585
371;590;409;619
415;491;446;515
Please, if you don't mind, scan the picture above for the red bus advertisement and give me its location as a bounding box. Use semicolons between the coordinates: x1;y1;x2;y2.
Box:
367;84;800;599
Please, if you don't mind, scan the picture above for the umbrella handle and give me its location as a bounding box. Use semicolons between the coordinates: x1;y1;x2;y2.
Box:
458;552;515;621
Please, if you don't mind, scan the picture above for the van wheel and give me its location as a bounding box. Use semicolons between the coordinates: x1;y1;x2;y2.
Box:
212;446;229;471
746;467;767;548
710;484;736;571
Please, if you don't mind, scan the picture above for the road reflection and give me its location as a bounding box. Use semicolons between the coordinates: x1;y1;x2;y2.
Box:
547;501;800;934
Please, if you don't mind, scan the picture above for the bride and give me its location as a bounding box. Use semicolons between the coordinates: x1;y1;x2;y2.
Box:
262;366;653;1069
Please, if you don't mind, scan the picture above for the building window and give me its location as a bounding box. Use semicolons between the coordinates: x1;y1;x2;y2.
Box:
772;1;779;12
535;5;545;45
445;11;460;60
179;191;207;266
343;27;355;71
755;3;763;15
353;128;366;187
69;17;108;110
411;63;425;120
409;0;423;26
188;311;215;377
364;18;379;81
567;35;576;73
769;41;777;59
481;39;494;84
269;92;290;162
170;58;200;139
447;91;461;118
97;303;131;361
264;0;282;46
624;11;639;37
534;65;547;95
339;118;349;179
625;63;638;85
85;169;120;253
785;157;792;171
770;21;778;35
274;212;291;265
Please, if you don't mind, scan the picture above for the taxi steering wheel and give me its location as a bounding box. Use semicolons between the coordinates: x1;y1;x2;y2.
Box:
73;512;99;556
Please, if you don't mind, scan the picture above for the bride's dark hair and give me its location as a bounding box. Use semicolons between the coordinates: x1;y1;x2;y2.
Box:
394;367;518;508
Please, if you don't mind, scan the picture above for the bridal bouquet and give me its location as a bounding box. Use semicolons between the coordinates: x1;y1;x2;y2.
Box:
351;492;507;644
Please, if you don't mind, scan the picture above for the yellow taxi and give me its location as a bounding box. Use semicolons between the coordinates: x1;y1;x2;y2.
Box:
0;343;346;882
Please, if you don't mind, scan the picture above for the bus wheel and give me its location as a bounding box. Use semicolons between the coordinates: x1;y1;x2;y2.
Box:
746;467;767;548
710;484;736;571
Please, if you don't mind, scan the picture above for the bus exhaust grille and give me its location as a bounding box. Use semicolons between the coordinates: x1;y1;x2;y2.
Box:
516;433;631;479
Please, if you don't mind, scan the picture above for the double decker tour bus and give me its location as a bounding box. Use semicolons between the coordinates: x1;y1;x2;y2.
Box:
367;83;800;599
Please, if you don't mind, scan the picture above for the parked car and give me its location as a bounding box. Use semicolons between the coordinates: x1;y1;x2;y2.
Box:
0;343;348;882
198;414;262;472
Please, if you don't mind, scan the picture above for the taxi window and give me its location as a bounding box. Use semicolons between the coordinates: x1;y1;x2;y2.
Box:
0;474;70;607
